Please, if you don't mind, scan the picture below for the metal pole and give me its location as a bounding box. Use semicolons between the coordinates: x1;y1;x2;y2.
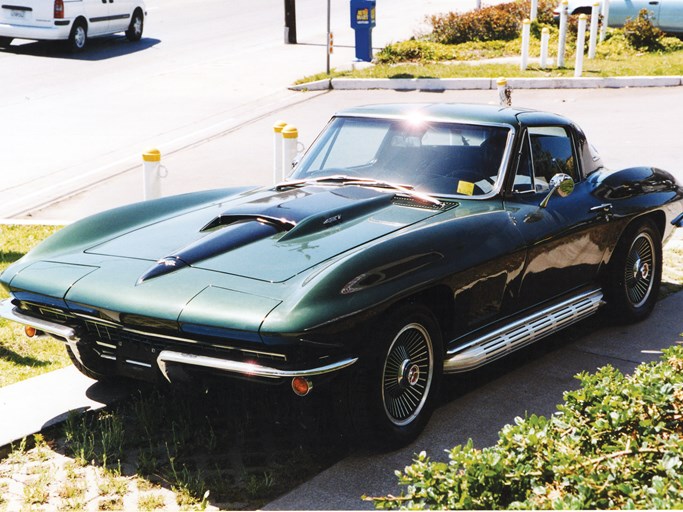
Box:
600;0;610;42
575;14;587;77
326;0;331;74
284;0;297;44
588;2;600;58
557;0;568;67
520;19;530;71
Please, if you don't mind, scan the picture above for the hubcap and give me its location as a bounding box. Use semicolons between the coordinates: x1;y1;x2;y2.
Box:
133;17;142;35
74;27;85;48
624;232;655;308
382;323;434;427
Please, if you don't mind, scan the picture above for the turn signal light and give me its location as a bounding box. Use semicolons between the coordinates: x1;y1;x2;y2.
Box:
54;0;64;19
25;326;37;338
291;376;313;397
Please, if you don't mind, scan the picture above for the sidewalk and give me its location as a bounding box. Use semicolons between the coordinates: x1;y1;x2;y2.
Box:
0;366;128;453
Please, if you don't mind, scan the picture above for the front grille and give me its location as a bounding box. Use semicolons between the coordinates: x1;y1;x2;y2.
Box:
82;320;286;364
21;302;73;324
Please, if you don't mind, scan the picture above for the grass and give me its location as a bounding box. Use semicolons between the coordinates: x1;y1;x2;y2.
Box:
296;30;683;84
0;223;71;388
0;382;350;510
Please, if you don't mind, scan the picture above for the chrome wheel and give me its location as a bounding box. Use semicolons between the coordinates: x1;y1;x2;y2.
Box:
382;322;434;427
624;231;655;308
73;26;86;49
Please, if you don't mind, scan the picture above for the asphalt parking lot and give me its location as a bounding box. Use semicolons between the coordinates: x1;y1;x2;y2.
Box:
21;86;683;222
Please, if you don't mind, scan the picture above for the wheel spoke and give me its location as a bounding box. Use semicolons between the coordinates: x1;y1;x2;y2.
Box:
382;322;435;426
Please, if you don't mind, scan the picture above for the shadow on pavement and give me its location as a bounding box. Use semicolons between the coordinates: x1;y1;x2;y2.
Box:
0;36;160;60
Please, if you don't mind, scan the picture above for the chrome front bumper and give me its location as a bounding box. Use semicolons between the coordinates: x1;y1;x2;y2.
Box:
0;298;78;341
156;350;358;383
0;298;358;382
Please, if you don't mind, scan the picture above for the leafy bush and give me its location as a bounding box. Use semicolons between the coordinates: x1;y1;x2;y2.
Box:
623;8;665;50
367;346;683;509
428;0;556;45
375;40;457;64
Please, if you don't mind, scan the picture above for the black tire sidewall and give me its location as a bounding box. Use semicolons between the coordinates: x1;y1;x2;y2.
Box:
68;22;87;52
606;219;662;323
126;11;143;42
350;303;444;447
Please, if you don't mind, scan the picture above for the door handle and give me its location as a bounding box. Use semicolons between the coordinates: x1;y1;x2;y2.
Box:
590;203;613;221
649;1;659;4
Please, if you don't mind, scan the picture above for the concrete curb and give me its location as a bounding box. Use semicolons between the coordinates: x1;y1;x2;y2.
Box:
290;76;683;91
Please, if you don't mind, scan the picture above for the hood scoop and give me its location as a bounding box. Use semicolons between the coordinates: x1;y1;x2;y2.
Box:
137;219;284;284
205;186;394;241
137;187;394;284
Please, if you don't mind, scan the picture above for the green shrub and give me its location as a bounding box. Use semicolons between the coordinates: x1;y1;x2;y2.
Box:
367;346;683;509
428;0;556;44
623;8;665;50
375;40;456;64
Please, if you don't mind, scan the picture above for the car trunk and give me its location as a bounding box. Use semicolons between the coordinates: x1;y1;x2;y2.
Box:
1;1;54;27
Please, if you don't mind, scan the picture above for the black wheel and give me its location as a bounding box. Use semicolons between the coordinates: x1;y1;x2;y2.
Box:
66;343;117;381
67;20;87;52
0;36;13;47
347;304;443;447
605;219;662;322
126;9;144;42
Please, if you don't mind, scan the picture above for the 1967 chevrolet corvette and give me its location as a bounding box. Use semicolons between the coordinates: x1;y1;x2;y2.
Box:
2;103;682;445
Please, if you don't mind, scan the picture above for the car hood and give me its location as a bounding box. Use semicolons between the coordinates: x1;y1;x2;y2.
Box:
85;185;441;284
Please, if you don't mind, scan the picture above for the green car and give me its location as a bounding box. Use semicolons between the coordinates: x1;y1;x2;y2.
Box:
2;103;683;445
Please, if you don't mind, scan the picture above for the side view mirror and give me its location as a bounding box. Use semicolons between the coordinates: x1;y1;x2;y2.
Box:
539;173;574;208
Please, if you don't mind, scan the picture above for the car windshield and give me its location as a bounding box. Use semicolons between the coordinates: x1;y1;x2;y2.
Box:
291;116;512;198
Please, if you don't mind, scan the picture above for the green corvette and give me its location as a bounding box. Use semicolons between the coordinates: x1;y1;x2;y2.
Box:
2;103;683;445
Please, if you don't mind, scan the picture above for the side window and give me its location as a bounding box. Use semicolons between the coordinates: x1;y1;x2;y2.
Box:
513;126;579;194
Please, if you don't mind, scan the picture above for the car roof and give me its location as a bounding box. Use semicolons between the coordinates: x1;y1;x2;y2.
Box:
334;103;572;128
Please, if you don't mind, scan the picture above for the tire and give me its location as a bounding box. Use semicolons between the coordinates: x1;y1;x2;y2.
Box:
346;304;443;447
67;21;87;52
126;9;144;42
0;36;13;47
66;343;117;382
605;219;662;322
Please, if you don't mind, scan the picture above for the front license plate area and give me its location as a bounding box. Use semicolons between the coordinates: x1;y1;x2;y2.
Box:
116;339;160;380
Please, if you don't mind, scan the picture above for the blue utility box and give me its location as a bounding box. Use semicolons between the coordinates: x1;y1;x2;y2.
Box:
350;0;376;62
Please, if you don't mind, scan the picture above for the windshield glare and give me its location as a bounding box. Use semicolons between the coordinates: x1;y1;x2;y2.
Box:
291;116;511;197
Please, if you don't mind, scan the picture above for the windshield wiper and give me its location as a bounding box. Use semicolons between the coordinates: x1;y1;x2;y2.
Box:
275;175;442;207
275;175;362;191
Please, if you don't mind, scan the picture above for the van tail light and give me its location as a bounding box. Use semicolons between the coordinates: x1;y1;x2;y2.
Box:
54;0;64;18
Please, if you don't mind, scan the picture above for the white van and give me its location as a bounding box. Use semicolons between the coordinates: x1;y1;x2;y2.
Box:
0;0;146;52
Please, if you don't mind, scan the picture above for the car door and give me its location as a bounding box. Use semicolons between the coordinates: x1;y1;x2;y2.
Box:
107;0;134;33
83;0;111;35
658;0;683;33
504;124;615;308
609;0;661;26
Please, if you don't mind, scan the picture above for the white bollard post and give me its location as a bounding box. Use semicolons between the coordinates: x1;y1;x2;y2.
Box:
281;125;299;180
530;0;538;20
142;148;162;200
600;0;610;42
273;120;287;185
575;14;587;77
520;19;531;71
497;77;512;107
557;0;568;67
540;27;550;69
588;2;600;59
